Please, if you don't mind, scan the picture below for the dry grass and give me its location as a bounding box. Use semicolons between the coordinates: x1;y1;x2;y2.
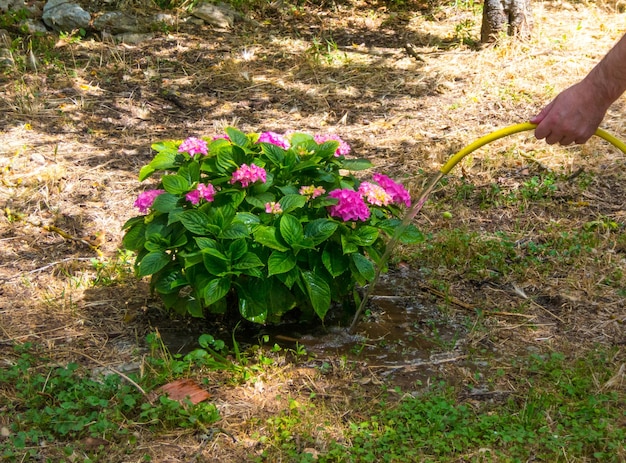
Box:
1;0;626;461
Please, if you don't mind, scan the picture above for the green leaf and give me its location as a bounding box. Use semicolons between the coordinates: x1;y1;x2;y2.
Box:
291;159;324;173
195;237;218;250
234;212;260;231
351;253;376;281
289;132;314;147
219;222;250;239
261;143;285;166
340;232;359;254
238;279;296;323
268;251;297;276
301;271;331;320
162;174;190;195
228;239;248;261
279;194;307;214
137;251;170;277
238;280;269;324
202;277;230;306
153;269;187;294
246;192;275;210
397;224;425;244
341;158;373;171
225;127;250;148
322;244;349;276
180;210;212;235
138;165;156;181
151;193;179;213
203;252;229;276
305;219;338;245
122;221;147;251
253;225;289;251
149;147;179;169
233;252;264;270
280;214;304;248
352;226;379;246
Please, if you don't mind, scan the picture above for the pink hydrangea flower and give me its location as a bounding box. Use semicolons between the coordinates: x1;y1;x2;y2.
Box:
299;185;326;199
212;134;230;141
258;131;290;149
359;181;392;206
230;163;267;188
327;189;371;222
372;173;411;207
265;201;283;214
178;137;208;157
314;134;351;156
134;189;165;213
186;183;216;205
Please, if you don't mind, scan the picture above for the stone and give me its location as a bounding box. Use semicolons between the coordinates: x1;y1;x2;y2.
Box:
42;0;91;32
0;0;25;13
191;1;236;29
93;11;141;34
114;32;154;44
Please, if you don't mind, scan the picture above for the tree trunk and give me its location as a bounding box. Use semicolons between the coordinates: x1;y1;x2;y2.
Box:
481;0;533;44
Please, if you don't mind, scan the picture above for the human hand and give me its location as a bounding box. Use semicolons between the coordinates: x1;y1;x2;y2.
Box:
531;81;609;145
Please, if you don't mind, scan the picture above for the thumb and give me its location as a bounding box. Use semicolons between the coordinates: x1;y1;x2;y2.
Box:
530;100;554;124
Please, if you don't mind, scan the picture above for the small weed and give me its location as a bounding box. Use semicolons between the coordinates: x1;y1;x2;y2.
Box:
0;338;224;460
90;250;135;286
454;19;477;46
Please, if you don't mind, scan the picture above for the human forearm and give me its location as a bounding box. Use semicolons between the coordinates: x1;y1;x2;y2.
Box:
583;33;626;110
532;33;626;145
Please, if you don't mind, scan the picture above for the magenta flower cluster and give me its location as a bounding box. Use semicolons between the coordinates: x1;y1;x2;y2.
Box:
258;131;290;149
134;189;165;213
186;183;216;205
372;173;411;207
327;189;371;222
178;137;208;157
230;163;267;188
326;174;411;222
313;134;351;156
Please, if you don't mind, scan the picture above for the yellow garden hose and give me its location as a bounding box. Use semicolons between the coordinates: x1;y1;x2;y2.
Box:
440;122;626;175
349;121;626;333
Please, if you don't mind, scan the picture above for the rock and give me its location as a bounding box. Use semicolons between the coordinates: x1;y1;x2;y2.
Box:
191;1;236;29
42;0;91;32
23;19;49;34
114;32;154;44
93;11;142;34
0;0;25;13
0;29;10;47
0;47;13;68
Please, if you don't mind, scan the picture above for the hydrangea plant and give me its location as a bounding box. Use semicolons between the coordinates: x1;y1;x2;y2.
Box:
122;127;422;324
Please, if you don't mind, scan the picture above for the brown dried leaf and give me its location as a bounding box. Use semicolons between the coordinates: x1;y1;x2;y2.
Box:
158;378;211;405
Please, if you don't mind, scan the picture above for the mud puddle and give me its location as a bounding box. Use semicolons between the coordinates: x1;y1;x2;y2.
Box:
154;268;477;387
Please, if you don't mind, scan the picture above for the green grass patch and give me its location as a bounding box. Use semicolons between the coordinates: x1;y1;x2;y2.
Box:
260;350;625;462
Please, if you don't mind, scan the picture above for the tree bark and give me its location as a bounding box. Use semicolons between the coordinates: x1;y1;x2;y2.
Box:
481;0;533;43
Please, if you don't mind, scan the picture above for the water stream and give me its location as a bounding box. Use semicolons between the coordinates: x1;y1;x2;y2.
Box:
348;171;445;333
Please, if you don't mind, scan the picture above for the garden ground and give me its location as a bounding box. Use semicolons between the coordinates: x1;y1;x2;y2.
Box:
0;0;625;461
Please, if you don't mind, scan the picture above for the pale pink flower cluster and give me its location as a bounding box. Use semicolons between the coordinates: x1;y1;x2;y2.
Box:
327;189;370;222
358;182;392;206
372;173;411;207
265;202;283;214
186;183;216;205
299;185;326;199
314;134;351;156
230;163;267;188
134;189;165;213
178;137;208;157
258;131;290;149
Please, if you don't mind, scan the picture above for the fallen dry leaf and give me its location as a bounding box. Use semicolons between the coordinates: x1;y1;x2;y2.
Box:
157;379;211;405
